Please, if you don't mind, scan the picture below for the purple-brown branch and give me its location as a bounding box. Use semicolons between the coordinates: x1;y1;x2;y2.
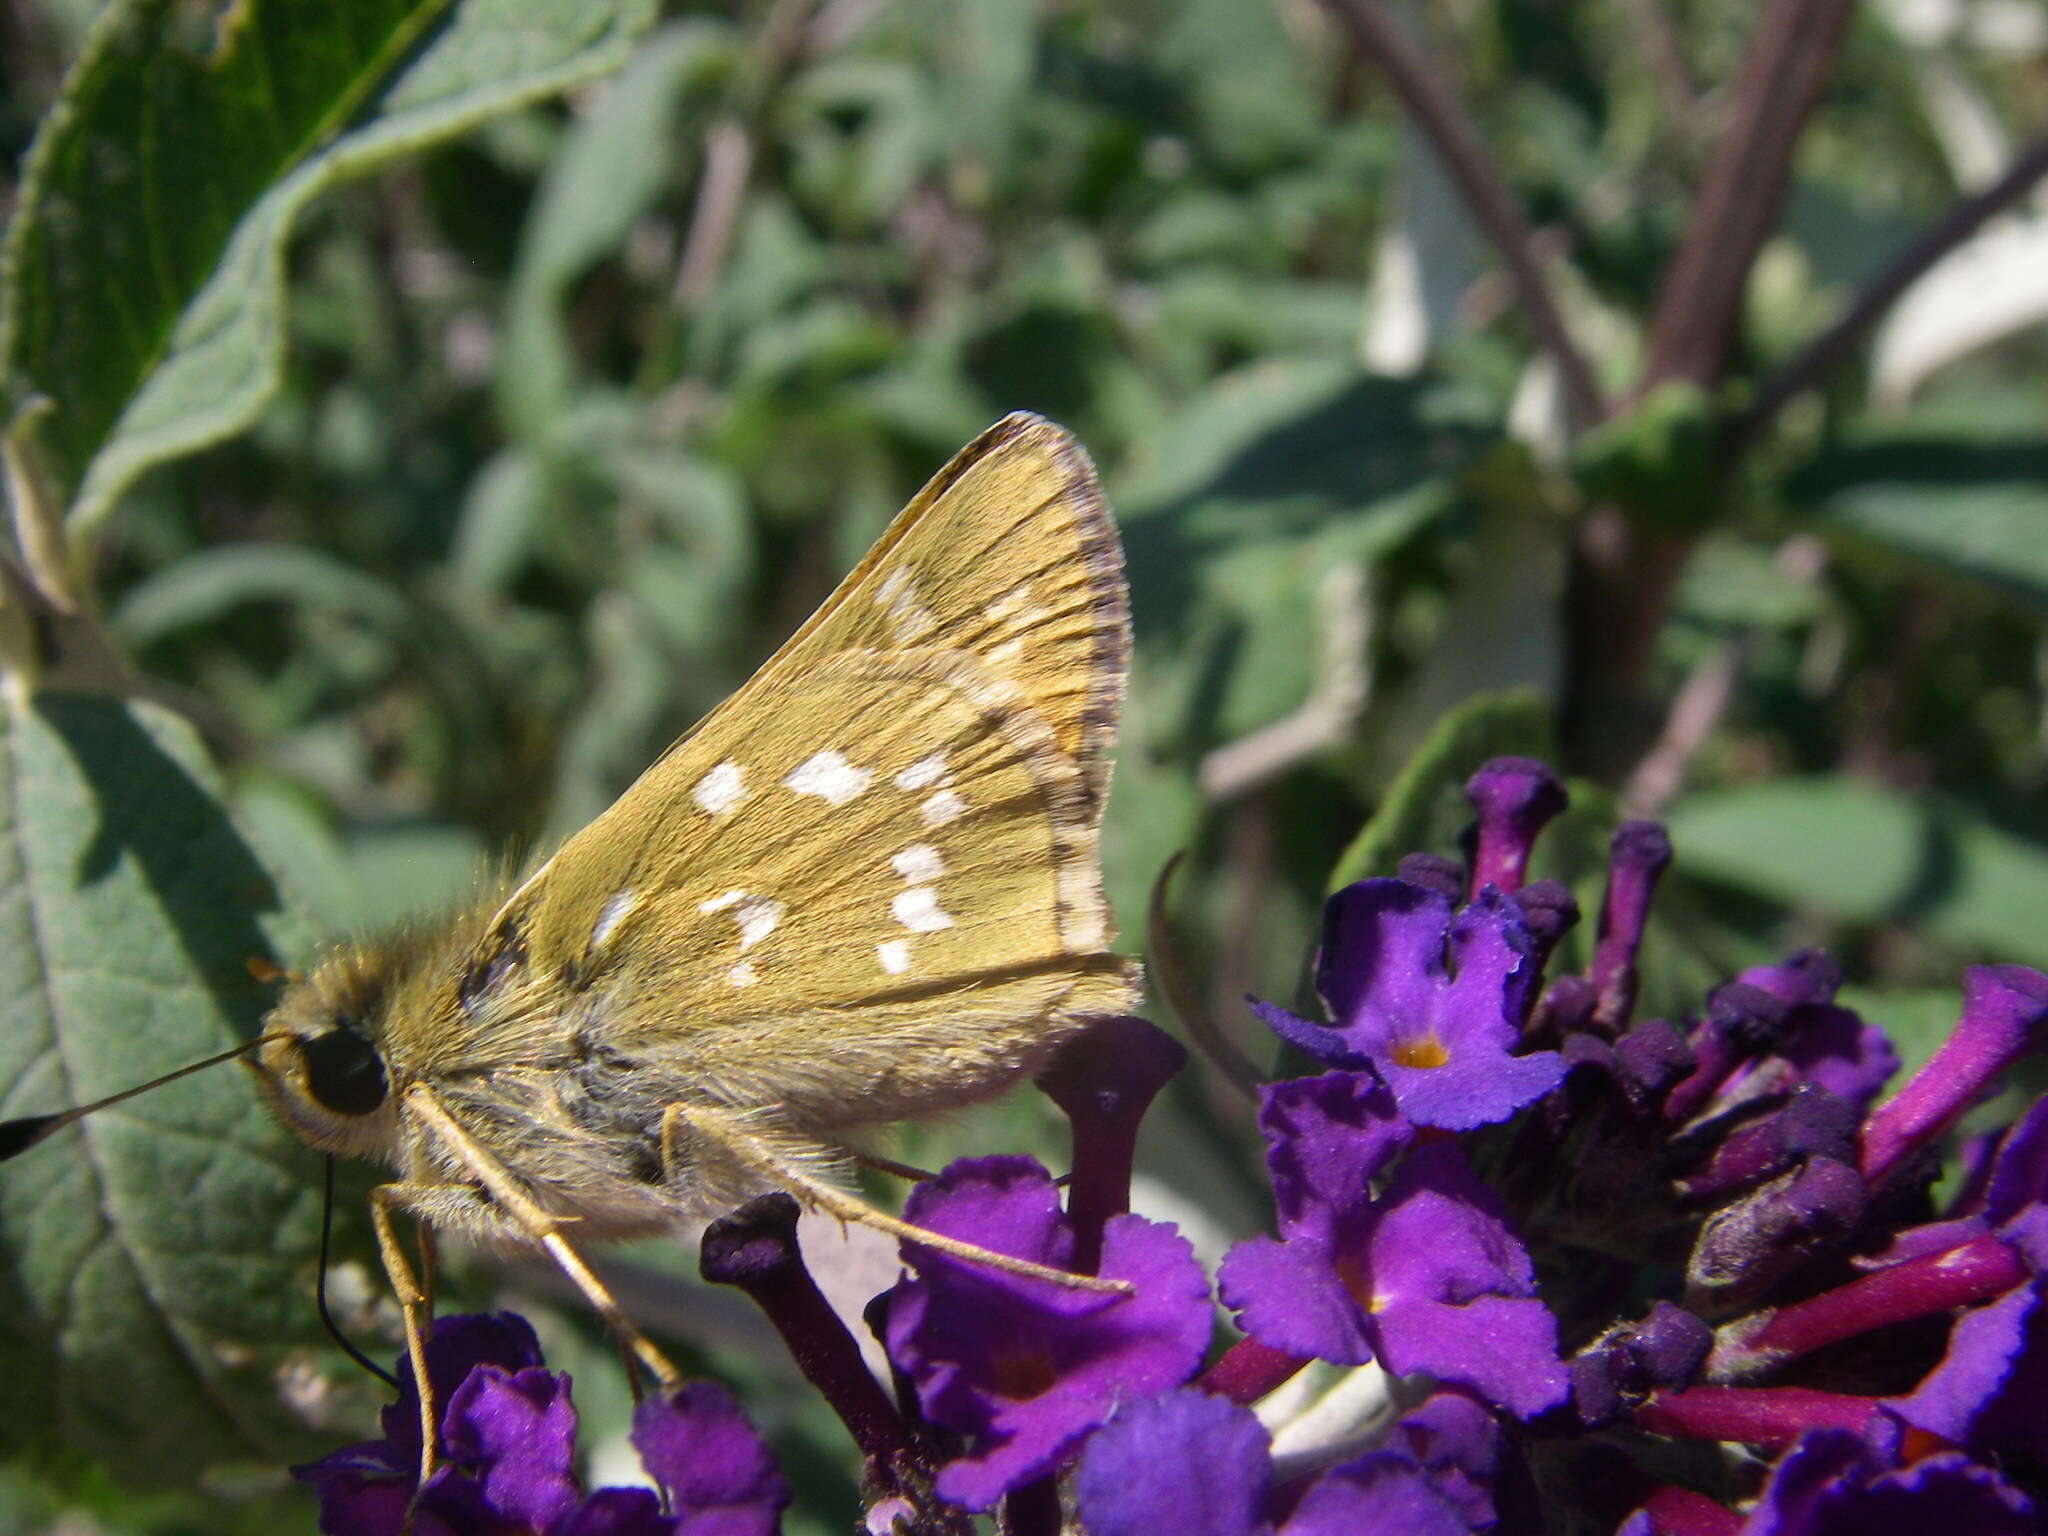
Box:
1320;0;1606;431
1736;131;2048;448
1567;0;1856;775
1639;0;1858;391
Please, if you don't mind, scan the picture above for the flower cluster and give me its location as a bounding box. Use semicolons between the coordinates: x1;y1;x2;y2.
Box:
302;759;2048;1535
297;1311;789;1535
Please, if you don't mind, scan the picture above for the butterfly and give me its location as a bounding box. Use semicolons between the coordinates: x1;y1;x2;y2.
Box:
239;411;1139;1454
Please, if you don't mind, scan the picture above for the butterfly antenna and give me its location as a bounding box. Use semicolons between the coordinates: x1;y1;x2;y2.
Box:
319;1155;400;1389
0;1035;285;1162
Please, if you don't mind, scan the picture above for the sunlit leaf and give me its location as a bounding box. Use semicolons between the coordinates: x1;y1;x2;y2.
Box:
0;693;323;1481
1;0;657;535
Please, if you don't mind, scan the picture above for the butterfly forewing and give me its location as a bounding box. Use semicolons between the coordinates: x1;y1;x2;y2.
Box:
752;411;1127;807
454;414;1135;1130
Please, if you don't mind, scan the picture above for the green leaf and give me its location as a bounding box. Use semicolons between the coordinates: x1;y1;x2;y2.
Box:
1;0;658;537
1570;382;1717;529
1665;778;1928;926
1326;689;1553;892
1676;536;1825;631
1787;435;2048;609
1666;778;2048;968
1120;362;1494;746
448;446;550;599
0;693;323;1482
498;19;736;441
110;544;415;647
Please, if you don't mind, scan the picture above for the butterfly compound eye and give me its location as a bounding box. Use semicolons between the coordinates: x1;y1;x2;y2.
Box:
299;1026;388;1117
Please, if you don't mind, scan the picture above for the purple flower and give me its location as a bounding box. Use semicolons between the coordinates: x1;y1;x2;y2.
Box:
1463;757;1567;895
1071;1390;1272;1536
1714;952;1898;1116
1258;1069;1413;1230
1589;820;1672;1031
1737;1424;2036;1535
1252;880;1564;1131
1219;1084;1567;1419
1859;967;2048;1190
630;1383;792;1536
294;1313;789;1536
1965;1095;2048;1226
1886;1207;2048;1461
1330;1388;1508;1530
1073;1388;1502;1536
879;1156;1210;1512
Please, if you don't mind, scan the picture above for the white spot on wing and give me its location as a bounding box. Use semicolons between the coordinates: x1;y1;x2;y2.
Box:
728;962;759;987
982;584;1028;624
892;887;954;933
895;752;950;791
784;749;873;805
692;761;747;815
876;567;937;642
699;891;783;951
590;890;638;948
735;896;783;951
876;940;911;975
892;844;945;883
921;788;966;827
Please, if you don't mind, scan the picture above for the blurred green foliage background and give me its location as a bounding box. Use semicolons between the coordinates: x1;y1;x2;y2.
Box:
2;0;2048;1530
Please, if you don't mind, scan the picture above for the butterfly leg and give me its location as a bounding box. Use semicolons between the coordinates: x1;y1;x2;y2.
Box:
659;1100;1129;1294
368;1181;445;1492
853;1150;941;1183
404;1085;683;1392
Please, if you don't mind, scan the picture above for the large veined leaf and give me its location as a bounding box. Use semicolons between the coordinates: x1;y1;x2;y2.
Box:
1788;434;2048;610
1120;361;1493;748
0;692;326;1482
0;0;657;536
1668;777;2048;969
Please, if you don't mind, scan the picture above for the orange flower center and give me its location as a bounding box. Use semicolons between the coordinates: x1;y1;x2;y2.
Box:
1334;1251;1387;1313
1388;1030;1450;1069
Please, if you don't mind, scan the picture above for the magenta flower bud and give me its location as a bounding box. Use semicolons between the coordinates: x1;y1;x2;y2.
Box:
700;1194;915;1473
1590;821;1672;1032
1630;1384;1880;1450
1708;1224;2031;1381
1664;983;1792;1123
1532;974;1599;1042
1574;1303;1712;1427
1859;967;2048;1190
1686;1156;1867;1316
1463;757;1568;896
1614;1020;1697;1108
1396;851;1467;903
1512;878;1580;973
1037;1015;1187;1275
1677;1086;1858;1202
1196;1336;1310;1405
